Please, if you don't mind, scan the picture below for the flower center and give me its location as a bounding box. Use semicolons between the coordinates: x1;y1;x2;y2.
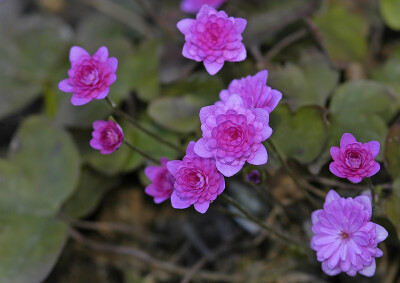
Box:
345;150;363;169
339;230;350;240
100;128;120;147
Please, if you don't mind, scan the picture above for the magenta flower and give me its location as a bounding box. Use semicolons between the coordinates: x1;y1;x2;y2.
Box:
167;141;225;213
194;94;272;177
219;70;282;113
144;157;175;203
90;120;123;155
181;0;226;13
59;46;118;106
329;133;380;183
311;190;388;277
177;5;247;75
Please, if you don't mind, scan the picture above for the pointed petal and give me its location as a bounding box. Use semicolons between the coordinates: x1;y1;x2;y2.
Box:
171;191;191;209
194;202;210;214
94;46;109;61
366;141;380;158
375;224;388;243
340;133;357;148
58;79;73;92
177;19;195;34
325;190;341;203
216;161;242;177
204;61;224;75
70;46;90;63
193;138;213;158
359;260;376;277
71;95;92;106
247;145;268;165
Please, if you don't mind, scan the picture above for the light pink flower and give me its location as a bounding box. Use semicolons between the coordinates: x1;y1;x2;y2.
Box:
177;5;246;75
329;133;380;183
59;46;118;106
181;0;226;13
311;190;388;277
194;94;272;177
167;141;225;213
90;120;123;154
219;70;282;113
144;157;175;204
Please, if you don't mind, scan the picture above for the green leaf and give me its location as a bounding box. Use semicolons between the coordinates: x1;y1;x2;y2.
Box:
313;3;368;65
385;178;400;241
269;104;328;164
380;0;400;30
268;51;339;110
371;56;400;100
61;167;118;219
384;120;400;179
148;95;204;133
0;211;68;283
118;40;160;101
0;14;72;119
0;116;80;216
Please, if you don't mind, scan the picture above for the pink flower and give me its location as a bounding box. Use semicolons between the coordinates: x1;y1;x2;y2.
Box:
144;157;175;203
194;94;272;177
90;120;123;154
329;133;380;183
59;46;118;106
181;0;226;13
177;5;246;75
167;141;225;213
311;190;388;277
219;70;282;113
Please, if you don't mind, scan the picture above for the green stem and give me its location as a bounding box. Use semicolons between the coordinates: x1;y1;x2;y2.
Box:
105;97;184;154
124;140;159;164
266;139;320;208
365;178;376;216
221;194;304;247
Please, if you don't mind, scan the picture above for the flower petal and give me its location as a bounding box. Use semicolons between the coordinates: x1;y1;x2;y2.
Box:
340;133;357;148
70;46;90;63
193;138;213;158
177;19;195;34
58;79;73;92
171;191;191;209
204;60;224;75
247;145;268;165
359;260;376;277
194;202;210;213
375;224;388;243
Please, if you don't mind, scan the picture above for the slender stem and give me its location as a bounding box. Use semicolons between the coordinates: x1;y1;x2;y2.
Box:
105;97;184;154
221;194;304;247
124;140;159;163
134;0;179;42
365;178;377;216
266;139;321;207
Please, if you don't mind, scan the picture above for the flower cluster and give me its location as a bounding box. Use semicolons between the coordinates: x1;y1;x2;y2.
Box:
311;190;388;277
330;133;380;183
177;5;246;75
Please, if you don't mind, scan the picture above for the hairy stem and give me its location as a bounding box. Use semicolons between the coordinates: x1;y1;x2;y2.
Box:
105;97;184;154
221;194;304;248
124;140;159;163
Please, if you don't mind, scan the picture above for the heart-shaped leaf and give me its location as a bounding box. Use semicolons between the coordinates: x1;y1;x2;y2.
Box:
0;116;80;283
380;0;400;30
313;3;368;66
269;104;328;164
268;51;339;110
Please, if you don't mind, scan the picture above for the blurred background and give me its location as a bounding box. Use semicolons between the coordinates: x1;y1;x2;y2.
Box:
0;0;400;282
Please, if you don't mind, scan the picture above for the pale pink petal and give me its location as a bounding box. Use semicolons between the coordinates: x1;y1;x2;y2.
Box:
193;138;213;158
94;88;110;100
234;18;247;34
194;202;210;213
340;133;357;148
177;19;195;34
70;46;90;63
166;160;181;176
216;161;242;177
375;224;388;243
247;145;268;165
325;190;340;204
359;260;376;277
94;46;109;62
71;95;92;106
204;60;224;75
171;191;191;209
58;79;73;92
366;141;380;158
